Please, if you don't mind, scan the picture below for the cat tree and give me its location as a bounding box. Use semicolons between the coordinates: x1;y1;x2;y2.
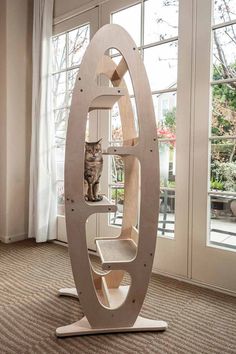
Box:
56;24;167;336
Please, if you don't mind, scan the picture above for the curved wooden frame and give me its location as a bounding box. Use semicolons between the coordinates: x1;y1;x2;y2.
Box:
56;24;167;337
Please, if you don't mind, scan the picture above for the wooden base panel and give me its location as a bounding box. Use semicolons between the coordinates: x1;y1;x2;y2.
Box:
58;287;78;298
56;316;168;337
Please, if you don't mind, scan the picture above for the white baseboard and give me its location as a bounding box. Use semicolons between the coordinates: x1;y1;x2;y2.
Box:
0;233;27;244
153;267;236;298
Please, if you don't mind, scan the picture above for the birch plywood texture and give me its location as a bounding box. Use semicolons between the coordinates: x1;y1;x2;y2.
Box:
56;24;167;336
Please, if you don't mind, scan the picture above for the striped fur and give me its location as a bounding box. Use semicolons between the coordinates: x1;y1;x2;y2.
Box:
0;240;236;354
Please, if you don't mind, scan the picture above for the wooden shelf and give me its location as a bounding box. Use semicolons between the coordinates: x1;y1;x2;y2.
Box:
86;196;113;207
96;239;137;270
86;196;117;213
103;146;134;156
89;87;126;111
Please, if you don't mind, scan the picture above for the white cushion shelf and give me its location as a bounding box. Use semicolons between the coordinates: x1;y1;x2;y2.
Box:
96;238;137;270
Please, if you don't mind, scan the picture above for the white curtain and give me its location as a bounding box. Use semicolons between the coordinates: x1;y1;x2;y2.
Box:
29;0;57;242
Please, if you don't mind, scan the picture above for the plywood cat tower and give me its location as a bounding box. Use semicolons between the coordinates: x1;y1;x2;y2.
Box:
56;24;167;336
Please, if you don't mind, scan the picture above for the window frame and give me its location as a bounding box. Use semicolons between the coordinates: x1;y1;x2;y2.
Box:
53;7;99;248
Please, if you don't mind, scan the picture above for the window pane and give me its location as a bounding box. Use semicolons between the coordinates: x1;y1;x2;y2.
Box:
53;26;90;215
68;25;90;68
52;34;66;72
209;195;236;248
212;25;236;81
159;189;175;238
159;139;176;238
109;185;124;226
56;146;65;162
211;83;236;137
144;41;178;91
54;109;69;147
112;4;141;46
153;92;177;129
159;141;176;188
111;103;122;141
67;68;79;105
53;72;67;109
54;108;68;132
56;161;64;181
213;0;236;25
57;181;65;215
144;0;179;44
111;155;124;184
211;140;236;193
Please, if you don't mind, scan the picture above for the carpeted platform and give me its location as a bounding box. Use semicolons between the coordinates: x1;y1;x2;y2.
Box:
0;239;236;354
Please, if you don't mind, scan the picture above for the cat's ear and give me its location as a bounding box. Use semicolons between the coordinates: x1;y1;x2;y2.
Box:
97;138;102;144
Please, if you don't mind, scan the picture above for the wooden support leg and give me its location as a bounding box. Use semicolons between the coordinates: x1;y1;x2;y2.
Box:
56;316;168;337
58;288;79;299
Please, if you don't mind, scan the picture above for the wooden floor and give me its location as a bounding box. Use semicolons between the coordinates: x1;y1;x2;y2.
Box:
0;239;236;354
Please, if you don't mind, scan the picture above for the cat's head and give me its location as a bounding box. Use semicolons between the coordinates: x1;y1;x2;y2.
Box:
85;139;102;159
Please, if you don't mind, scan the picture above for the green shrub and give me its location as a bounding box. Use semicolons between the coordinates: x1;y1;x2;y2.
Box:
211;161;236;192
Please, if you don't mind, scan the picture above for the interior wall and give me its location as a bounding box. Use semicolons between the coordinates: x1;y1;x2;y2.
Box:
0;0;33;243
54;0;105;19
0;0;7;240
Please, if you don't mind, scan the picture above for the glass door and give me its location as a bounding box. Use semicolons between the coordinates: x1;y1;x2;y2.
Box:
99;0;193;277
192;0;236;293
53;8;99;249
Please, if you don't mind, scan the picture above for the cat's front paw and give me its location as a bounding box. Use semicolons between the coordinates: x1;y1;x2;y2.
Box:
94;195;103;202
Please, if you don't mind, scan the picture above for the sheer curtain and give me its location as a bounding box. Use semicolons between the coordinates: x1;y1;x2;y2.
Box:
29;0;57;242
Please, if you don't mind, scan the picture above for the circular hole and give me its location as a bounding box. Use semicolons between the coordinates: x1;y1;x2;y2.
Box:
114;149;117;152
66;197;70;201
150;149;153;152
144;264;146;267
80;89;83;92
133;47;136;50
78;77;81;80
150;253;153;256
132;299;135;303
153;138;156;141
71;199;74;203
118;90;120;93
71;208;74;211
79;291;82;295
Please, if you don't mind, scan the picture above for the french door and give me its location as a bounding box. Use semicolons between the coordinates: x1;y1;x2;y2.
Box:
53;0;236;294
192;0;236;294
99;0;236;291
99;0;192;277
53;8;99;250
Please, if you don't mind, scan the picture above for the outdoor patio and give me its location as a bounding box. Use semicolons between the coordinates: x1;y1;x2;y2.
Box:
110;211;236;248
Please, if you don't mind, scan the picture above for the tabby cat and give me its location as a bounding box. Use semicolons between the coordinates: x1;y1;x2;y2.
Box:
84;139;103;202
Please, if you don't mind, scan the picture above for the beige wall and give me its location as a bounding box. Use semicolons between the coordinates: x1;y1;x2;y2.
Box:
54;0;105;19
0;0;7;240
54;0;93;18
0;0;102;243
0;0;33;243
